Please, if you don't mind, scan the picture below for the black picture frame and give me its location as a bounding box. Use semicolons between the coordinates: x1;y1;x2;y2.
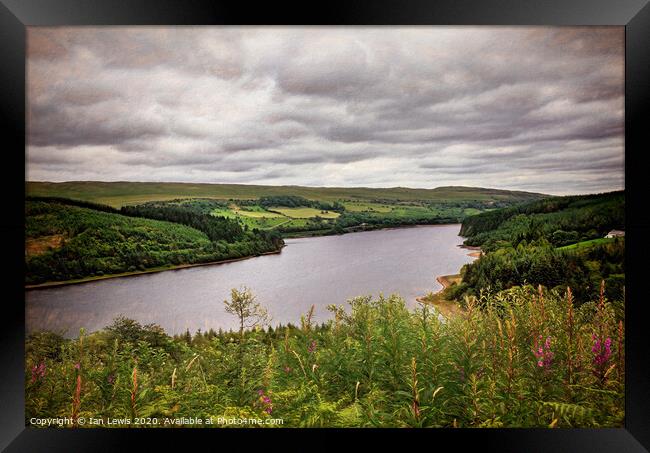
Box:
1;0;649;450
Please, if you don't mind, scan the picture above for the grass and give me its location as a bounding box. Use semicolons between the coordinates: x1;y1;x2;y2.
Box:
210;208;239;219
270;207;340;219
558;238;617;251
27;181;547;208
463;208;483;216
385;205;435;217
279;218;314;228
343;202;393;213
234;208;283;218
210;206;323;230
94;195;204;207
205;199;471;237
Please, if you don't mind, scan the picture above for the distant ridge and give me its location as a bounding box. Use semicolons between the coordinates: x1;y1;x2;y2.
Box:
27;181;548;208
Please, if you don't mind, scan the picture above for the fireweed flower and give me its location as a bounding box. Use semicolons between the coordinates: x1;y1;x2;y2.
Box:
308;340;317;354
533;335;554;369
592;334;612;373
283;366;292;374
257;389;273;415
31;362;46;383
107;373;115;385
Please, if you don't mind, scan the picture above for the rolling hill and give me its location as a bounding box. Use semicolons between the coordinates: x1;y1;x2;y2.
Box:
26;181;547;208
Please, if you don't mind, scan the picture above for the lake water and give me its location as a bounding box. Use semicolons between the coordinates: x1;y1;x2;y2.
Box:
26;224;475;337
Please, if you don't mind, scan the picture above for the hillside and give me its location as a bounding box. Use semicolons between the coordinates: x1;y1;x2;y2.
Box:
26;181;547;208
459;191;624;249
25;199;283;285
449;191;625;304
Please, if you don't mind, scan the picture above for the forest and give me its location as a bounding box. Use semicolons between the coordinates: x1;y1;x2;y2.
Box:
25;199;283;285
257;195;346;213
448;192;625;305
459;191;624;250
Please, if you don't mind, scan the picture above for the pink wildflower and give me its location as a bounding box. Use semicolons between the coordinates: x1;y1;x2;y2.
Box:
533;335;554;370
257;389;273;415
592;334;612;375
31;362;46;383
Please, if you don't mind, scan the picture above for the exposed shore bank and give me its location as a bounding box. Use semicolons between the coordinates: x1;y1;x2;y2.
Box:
416;244;482;318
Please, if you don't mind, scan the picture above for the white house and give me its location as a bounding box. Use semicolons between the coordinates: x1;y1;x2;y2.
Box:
605;230;625;238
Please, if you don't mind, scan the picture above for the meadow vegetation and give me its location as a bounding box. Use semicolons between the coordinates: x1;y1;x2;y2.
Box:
25;284;624;428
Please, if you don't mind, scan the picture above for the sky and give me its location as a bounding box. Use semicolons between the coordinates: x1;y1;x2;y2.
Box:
26;27;624;195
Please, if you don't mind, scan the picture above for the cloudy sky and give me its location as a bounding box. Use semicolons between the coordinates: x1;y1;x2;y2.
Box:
27;27;624;195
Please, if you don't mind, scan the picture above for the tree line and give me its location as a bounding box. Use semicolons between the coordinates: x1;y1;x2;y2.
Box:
25;200;284;284
258;195;346;212
450;191;625;305
459;191;624;249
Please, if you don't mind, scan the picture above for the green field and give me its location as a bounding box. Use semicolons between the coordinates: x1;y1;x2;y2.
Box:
343;202;393;213
27;181;546;208
209;208;239;219
462;207;483;216
557;237;619;250
209;204;333;231
235;207;283;218
270;207;340;219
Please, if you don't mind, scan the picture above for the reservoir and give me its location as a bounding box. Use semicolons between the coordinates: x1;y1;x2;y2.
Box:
26;224;474;337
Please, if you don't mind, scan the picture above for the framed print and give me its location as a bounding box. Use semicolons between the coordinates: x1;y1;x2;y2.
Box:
1;0;649;450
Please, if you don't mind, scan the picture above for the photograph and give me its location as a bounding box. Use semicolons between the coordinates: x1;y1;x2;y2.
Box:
23;26;626;429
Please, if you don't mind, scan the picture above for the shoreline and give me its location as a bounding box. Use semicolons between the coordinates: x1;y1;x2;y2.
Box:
26;222;464;289
415;245;482;317
459;244;483;258
284;221;462;240
25;247;286;290
415;274;457;303
415;274;464;319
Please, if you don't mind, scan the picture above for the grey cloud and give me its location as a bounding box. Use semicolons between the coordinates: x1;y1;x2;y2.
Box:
26;27;624;195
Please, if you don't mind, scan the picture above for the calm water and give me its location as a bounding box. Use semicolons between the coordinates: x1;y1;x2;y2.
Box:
26;224;474;337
